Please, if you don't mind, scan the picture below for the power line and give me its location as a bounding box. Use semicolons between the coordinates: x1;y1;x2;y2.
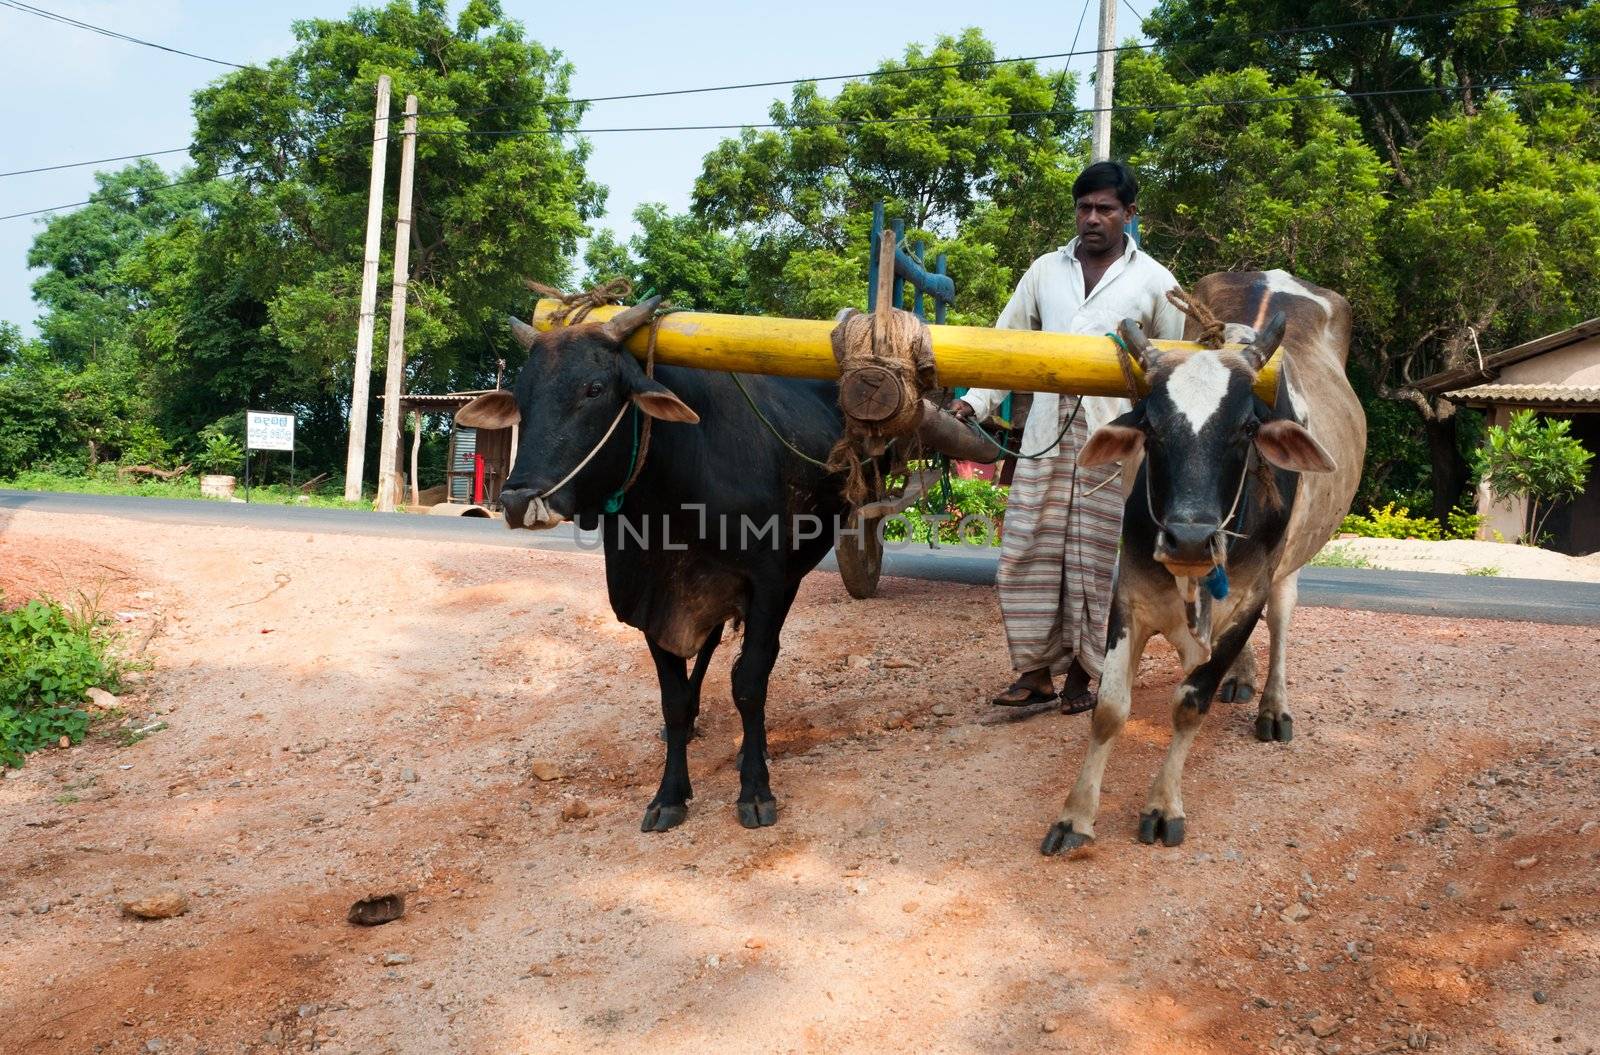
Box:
5;71;1589;219
412;0;1554;119
0;147;194;179
2;0;1563;182
410;75;1598;138
0;161;279;221
0;0;246;68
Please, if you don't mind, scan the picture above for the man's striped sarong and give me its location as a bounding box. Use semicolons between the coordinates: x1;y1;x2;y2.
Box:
996;398;1124;679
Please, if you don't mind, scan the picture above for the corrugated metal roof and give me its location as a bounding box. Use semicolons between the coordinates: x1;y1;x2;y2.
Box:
1414;317;1600;395
1450;383;1600;407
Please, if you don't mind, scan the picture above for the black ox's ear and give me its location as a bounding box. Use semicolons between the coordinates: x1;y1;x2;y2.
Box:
456;390;520;429
1080;408;1146;468
617;349;699;424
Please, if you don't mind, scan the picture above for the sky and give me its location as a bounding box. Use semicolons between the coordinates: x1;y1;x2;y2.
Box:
0;0;1155;337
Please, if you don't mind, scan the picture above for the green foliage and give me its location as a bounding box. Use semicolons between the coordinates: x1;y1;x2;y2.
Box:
1465;566;1501;577
1447;506;1484;542
691;29;1085;322
197;425;245;475
1340;503;1444;541
15;0;601;484
0;595;125;768
1308;543;1373;569
585;204;753;313
882;473;1007;546
1476;409;1594;544
1;469;369;508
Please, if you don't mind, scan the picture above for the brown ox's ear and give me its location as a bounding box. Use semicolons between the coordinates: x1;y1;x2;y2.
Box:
1244;311;1286;371
599;295;665;344
456;390;520;429
1080;423;1145;468
1255;419;1335;473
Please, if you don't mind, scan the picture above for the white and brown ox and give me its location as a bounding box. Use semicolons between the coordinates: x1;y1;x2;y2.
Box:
1040;270;1366;855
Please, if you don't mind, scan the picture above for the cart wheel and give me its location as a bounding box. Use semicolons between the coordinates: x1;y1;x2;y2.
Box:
836;516;883;599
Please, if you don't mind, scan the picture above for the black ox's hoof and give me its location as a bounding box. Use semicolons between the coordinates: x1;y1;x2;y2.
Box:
736;798;779;829
640;803;688;832
1138;810;1186;847
1218;679;1255;704
1254;712;1294;743
1040;821;1092;856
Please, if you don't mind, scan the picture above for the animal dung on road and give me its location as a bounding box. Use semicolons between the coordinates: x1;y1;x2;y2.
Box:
347;893;406;926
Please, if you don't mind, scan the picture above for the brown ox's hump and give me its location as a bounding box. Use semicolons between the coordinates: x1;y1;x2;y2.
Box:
1191;271;1351;366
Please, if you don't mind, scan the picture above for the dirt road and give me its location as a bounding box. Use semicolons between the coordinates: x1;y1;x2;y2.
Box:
2;508;1596;1055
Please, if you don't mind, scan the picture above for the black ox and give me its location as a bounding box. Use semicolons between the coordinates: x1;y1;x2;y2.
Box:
459;298;849;833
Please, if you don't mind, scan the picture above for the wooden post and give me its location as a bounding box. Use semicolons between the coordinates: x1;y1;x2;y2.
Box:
375;93;418;512
1092;0;1117;162
344;74;391;502
409;409;422;507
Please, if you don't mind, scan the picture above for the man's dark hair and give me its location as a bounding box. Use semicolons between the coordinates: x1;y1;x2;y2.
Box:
1073;160;1139;206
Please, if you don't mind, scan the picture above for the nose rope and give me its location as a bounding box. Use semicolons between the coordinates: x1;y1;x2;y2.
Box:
534;402;632;502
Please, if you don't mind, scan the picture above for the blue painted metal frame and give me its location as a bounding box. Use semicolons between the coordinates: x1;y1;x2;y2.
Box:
866;201;955;323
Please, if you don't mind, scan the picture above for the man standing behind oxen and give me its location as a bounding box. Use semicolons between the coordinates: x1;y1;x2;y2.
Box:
950;161;1185;714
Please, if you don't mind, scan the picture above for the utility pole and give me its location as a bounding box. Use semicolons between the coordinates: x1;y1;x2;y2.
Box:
375;93;418;512
1091;0;1117;162
343;74;391;502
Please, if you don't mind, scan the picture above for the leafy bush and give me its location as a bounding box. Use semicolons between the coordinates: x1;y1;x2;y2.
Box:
197;425;244;475
1475;409;1593;546
1340;502;1482;542
1340;503;1444;540
0;594;126;768
882;472;1008;546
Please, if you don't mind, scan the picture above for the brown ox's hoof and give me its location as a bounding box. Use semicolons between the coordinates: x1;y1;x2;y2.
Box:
1138;810;1186;847
1218;678;1254;703
736;798;778;828
641;803;688;832
1255;712;1294;743
1040;821;1092;856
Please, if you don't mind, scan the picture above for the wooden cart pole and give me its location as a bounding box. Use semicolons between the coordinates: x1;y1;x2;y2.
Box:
529;300;1281;403
375;93;418;512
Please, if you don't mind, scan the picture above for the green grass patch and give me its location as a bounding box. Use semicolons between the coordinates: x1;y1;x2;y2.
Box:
0;591;131;769
1310;543;1374;569
2;469;370;509
1465;565;1501;577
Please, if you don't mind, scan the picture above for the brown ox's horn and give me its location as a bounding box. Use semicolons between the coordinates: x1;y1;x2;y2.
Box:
1117;317;1161;376
912;399;1002;464
1245;310;1287;372
599;295;665;344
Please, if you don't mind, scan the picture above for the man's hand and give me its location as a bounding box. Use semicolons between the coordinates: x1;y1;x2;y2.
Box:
945;398;975;422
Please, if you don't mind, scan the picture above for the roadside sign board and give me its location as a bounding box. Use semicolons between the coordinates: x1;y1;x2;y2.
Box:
247;411;295;452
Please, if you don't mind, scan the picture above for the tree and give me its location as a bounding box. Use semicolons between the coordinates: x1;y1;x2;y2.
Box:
584;204;753;314
178;0;603;471
1476;409;1593;545
691;29;1086;322
1128;0;1600;517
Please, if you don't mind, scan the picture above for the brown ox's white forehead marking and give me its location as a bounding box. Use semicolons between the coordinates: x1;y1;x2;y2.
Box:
1163;352;1235;434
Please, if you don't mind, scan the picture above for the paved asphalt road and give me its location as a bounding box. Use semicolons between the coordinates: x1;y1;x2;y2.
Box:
4;489;1597;626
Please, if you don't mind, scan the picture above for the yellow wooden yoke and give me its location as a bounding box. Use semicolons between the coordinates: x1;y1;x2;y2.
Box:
530;299;1282;403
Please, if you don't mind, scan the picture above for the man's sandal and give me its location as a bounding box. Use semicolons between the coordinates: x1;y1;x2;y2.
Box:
1060;689;1097;715
990;680;1059;707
